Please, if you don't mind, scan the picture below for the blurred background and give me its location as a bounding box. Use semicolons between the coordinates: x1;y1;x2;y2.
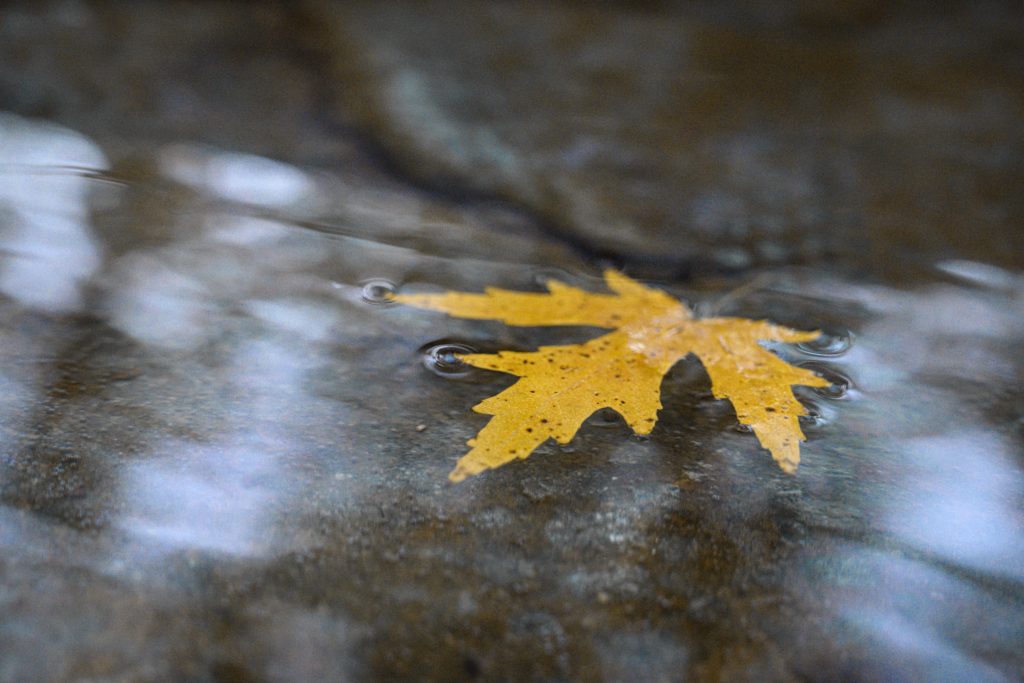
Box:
0;2;1022;681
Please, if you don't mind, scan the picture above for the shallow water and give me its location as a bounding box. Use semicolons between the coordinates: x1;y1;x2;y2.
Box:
1;111;1021;683
1;2;1023;681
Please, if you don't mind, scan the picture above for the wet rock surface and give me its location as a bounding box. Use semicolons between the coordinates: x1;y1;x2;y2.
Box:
0;1;1023;681
317;0;1024;278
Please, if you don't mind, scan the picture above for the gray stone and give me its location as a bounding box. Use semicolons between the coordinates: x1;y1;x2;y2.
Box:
0;2;1022;682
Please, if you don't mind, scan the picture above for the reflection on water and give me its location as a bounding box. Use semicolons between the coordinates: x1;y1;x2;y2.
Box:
245;298;341;344
158;143;316;208
0;113;105;313
938;259;1020;291
837;552;1011;682
116;336;336;559
105;252;216;350
885;431;1024;580
119;436;285;556
0;110;1022;679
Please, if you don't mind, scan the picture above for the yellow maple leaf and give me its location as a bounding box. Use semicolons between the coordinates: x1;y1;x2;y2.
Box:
396;270;829;482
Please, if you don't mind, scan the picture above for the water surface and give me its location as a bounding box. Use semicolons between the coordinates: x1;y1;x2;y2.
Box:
1;2;1022;681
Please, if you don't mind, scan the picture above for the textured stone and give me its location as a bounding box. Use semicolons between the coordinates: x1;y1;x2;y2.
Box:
312;0;1024;278
0;2;1022;682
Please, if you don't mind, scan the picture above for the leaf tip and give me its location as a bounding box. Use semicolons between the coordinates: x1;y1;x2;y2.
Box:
777;458;799;474
449;458;486;482
448;468;469;483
